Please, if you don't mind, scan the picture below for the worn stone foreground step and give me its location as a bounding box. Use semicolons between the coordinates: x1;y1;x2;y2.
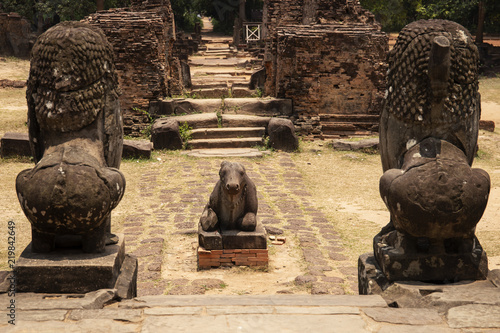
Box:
120;294;388;308
4;294;500;332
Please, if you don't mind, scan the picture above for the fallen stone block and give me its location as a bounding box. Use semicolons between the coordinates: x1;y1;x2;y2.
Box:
151;118;183;150
479;120;495;132
268;118;299;152
0;132;31;158
123;139;152;159
329;138;379;151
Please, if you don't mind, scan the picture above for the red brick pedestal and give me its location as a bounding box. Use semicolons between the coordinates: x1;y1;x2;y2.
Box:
197;247;268;270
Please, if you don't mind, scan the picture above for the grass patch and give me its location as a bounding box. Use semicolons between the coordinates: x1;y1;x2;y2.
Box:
0;88;28;137
480;76;500;104
0;57;30;81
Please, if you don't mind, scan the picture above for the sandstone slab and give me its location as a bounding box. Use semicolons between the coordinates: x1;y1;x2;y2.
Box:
122;139;152;159
447;304;500;328
0;132;31;158
363;307;444;325
15;235;125;293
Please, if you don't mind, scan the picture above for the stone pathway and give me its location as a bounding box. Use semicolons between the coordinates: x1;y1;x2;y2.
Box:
117;153;358;296
3;292;499;332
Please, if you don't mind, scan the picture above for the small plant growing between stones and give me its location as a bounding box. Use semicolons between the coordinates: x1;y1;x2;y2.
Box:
133;107;154;139
179;121;192;149
172;91;199;99
252;87;264;98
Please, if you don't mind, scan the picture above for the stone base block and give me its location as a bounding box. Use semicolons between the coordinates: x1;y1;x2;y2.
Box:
1;132;31;158
198;218;267;250
374;230;488;283
198;246;268;270
14;233;137;295
359;252;500;312
358;252;391;295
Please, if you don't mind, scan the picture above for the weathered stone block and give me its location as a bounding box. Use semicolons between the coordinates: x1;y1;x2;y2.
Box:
329;138;379;151
114;254;138;300
15;234;127;293
268;118;299;152
221;219;267;249
198;224;223;250
123;139;152;159
1;132;31;158
224;98;293;117
151;118;183;150
373;231;488;282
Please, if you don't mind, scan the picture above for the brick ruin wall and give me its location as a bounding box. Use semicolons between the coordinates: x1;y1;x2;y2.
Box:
84;0;183;136
263;0;388;137
276;25;387;137
0;12;34;58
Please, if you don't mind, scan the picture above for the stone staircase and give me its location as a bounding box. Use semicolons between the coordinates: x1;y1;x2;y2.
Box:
150;98;293;152
189;35;262;98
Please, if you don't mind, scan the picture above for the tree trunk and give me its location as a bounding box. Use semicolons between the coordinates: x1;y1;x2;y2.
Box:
239;0;246;22
476;1;486;43
97;0;104;12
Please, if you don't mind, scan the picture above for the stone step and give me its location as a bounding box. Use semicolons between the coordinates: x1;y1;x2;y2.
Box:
205;46;232;51
189;58;249;67
191;83;228;90
197;52;235;57
190;127;266;140
191;76;248;82
182;148;267;158
320;130;375;137
322;122;379;132
222;114;271;128
319;113;380;123
149;98;293;118
189;137;264;149
191;68;254;75
190;88;231;98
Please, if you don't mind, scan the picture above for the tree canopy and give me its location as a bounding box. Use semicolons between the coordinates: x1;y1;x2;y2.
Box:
2;0;498;35
360;0;500;33
1;0;130;31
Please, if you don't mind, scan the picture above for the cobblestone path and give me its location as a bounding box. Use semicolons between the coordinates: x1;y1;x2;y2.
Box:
117;153;359;296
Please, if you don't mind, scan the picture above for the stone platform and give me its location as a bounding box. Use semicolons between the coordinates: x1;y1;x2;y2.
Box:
14;234;137;297
2;293;500;331
373;232;489;282
358;252;500;308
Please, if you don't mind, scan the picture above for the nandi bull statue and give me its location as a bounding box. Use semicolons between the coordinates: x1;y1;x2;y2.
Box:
198;161;268;255
16;22;125;253
200;161;258;232
375;19;490;282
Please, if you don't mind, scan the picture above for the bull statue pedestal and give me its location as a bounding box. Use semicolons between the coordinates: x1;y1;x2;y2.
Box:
13;22;136;297
197;161;268;269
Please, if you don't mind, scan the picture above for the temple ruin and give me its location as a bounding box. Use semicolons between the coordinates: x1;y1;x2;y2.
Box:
83;0;184;135
263;0;388;138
